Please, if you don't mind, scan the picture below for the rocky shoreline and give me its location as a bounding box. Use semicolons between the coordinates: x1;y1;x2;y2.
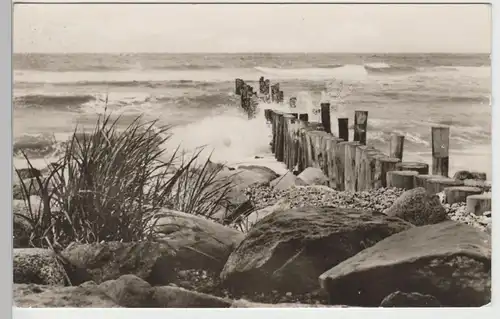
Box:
13;164;491;308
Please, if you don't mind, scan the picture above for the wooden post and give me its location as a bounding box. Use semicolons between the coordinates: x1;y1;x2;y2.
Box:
264;79;271;102
264;109;272;123
334;141;348;191
299;114;309;122
271;83;280;102
431;126;450;177
290;97;297;108
374;156;401;188
425;177;463;194
389;133;405;160
320;103;331;134
344;141;361;192
235;78;244;95
396;162;429;175
259;77;266;94
278;91;284;103
276;112;285;162
466;193;492;216
414;174;440;189
354;111;368;145
386;170;418;190
444;186;483;205
338;118;349;141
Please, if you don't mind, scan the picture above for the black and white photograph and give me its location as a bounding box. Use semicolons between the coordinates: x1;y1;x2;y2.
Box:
11;2;492;308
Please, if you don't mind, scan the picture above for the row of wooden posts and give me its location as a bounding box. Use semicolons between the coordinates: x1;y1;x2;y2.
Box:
254;79;491;216
235;77;284;118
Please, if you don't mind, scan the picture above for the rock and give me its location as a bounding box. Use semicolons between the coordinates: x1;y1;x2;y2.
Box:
220;206;413;294
98;275;155;307
297;167;328;186
217;168;278;208
383;187;447;226
453;170;487;181
270;172;306;191
238;165;279;180
13;248;67;286
231;299;351;308
152;286;232;308
13;283;120;308
379;291;441;307
60;241;176;285
245;198;292;227
151;209;245;271
319;221;491;307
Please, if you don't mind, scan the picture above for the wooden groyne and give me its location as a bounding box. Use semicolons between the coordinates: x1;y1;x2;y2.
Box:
235;77;492;216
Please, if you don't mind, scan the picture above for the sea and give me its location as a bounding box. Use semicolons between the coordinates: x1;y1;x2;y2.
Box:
13;53;492;179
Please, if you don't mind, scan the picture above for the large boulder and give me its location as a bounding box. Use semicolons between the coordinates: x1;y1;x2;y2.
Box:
220;206;413;294
270;172;306;191
13;248;67;286
319;221;491;307
60;241;176;286
151;209;245;271
383;187;447;226
13;283;120;308
379;291;441;307
297;167;328;186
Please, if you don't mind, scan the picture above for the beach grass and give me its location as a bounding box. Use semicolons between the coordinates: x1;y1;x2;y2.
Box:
14;112;234;249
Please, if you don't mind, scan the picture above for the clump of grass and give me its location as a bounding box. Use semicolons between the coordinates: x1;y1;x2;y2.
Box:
14;112;234;249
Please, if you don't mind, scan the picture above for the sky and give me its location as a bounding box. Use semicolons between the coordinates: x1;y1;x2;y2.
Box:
13;3;491;53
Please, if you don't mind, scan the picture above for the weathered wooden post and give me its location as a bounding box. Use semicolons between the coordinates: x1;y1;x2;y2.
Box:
290;97;297;108
278;91;284;103
386;170;418;190
466;193;492;215
264;109;272;123
374;156;401;188
338;118;349;141
390;133;405;160
299;114;309;122
354;111;368;145
271;83;280;103
320;103;331;134
344;141;361;192
396;162;429;175
444;186;483;205
259;77;266;94
276;112;285;162
235;78;244;95
264;79;271;102
431;126;450;177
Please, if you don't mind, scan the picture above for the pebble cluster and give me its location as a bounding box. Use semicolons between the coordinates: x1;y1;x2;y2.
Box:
170;268;328;304
245;185;406;214
246;185;491;232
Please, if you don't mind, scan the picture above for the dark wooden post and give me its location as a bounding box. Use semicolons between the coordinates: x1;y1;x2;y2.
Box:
259;77;266;94
431;126;450;177
338;118;349;141
320;103;331;134
235;78;244;95
299;113;309;122
264;79;271;102
278;91;284;103
271;83;280;102
390;133;405;160
290;97;297;108
354;111;368;145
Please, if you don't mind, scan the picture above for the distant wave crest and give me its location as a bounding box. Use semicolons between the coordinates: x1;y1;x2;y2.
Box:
14;94;95;109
